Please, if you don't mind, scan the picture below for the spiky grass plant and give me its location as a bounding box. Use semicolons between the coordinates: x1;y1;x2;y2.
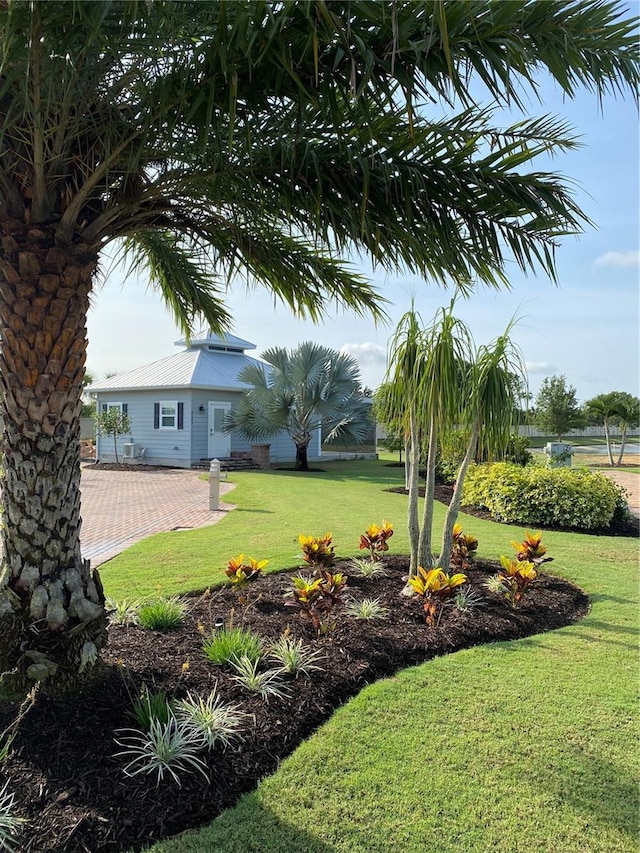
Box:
0;783;25;852
347;556;387;579
450;586;485;613
133;687;173;731
230;656;289;701
202;626;264;667
138;597;186;631
114;718;208;786
268;635;324;677
174;688;246;749
345;597;389;620
105;596;141;627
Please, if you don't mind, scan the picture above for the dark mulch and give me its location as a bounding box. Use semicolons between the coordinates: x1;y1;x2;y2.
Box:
1;557;589;853
385;483;640;538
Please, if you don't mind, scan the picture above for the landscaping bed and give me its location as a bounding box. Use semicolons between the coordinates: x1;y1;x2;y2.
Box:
1;557;589;853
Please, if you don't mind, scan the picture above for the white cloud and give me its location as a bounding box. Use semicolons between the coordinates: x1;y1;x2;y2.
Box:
341;342;388;388
525;361;554;375
594;250;640;268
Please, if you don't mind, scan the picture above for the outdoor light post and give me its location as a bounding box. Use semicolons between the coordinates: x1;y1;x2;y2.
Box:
209;458;220;510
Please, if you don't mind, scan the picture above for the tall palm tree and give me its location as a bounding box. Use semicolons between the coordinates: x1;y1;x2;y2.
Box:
224;343;370;471
381;309;429;575
585;393;625;465
438;322;526;571
0;1;638;692
612;395;640;466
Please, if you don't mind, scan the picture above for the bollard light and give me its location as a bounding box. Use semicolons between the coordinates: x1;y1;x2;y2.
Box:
214;617;224;631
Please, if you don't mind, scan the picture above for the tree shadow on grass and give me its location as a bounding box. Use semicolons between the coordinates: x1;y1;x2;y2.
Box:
542;746;639;841
165;794;338;853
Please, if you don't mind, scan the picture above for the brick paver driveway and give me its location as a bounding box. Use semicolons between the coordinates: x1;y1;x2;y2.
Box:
79;467;235;567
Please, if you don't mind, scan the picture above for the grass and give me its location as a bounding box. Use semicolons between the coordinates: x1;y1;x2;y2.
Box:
100;459;639;853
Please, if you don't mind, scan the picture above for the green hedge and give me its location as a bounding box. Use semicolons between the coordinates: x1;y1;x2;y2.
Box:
462;462;627;530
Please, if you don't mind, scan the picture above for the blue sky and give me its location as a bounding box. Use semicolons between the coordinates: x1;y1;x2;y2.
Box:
87;75;639;405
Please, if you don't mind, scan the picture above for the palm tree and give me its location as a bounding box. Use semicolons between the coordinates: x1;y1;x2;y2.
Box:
586;393;625;465
0;1;638;692
381;309;429;575
612;395;640;466
438;323;526;571
224;343;370;471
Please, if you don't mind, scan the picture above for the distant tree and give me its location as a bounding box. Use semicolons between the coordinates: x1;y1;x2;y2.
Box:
534;375;584;439
94;407;131;465
224;343;370;471
81;371;96;418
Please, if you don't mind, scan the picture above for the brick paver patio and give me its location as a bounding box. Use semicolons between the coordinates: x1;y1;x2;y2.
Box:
79;467;235;567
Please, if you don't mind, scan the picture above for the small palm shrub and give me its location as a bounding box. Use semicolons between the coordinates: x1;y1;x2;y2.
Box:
138;597;186;631
345;597;389;620
450;586;484;613
230;656;289;700
347;556;387;578
462;462;624;530
133;687;173;731
203;626;264;667
114;718;209;786
174;688;246;748
0;782;24;853
268;635;324;677
105;596;141;627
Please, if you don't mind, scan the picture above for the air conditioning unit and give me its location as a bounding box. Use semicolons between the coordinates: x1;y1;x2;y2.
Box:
123;443;137;459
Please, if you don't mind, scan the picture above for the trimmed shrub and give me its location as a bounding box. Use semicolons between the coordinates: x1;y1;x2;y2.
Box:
462;462;625;530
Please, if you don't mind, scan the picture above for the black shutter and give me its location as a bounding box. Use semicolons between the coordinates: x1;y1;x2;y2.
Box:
153;402;159;429
177;402;184;430
122;403;128;415
101;403;107;413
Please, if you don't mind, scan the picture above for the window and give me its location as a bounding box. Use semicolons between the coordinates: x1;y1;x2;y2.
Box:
159;401;177;429
101;402;127;415
154;401;184;430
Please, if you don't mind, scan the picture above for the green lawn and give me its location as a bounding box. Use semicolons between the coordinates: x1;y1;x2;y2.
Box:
101;459;640;853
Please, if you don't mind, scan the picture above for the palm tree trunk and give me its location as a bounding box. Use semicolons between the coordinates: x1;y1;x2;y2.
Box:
417;412;437;570
407;408;420;576
616;424;628;466
438;420;480;570
0;224;107;694
295;441;310;470
604;418;614;466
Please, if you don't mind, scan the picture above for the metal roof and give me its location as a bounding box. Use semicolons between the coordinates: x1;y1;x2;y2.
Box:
87;348;261;393
173;330;256;351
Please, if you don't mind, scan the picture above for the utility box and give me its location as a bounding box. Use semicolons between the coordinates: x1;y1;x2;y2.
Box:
545;442;573;467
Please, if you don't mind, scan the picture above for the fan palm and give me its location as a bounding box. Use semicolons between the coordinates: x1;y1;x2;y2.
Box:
225;343;370;471
0;0;638;692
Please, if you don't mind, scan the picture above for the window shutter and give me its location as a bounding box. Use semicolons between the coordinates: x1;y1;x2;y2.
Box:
122;403;128;415
153;402;159;429
101;403;107;413
177;402;184;430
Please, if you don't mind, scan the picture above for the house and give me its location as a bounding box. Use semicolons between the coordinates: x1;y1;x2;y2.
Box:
87;331;322;468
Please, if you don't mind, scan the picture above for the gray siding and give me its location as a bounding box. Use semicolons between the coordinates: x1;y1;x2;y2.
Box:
95;391;192;468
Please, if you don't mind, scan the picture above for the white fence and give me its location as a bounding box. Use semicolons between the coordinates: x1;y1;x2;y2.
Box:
517;426;640;438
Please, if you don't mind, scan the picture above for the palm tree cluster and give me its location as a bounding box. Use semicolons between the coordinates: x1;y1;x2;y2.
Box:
0;0;638;692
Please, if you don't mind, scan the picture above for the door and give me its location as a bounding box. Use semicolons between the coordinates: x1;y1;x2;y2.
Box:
208;402;231;458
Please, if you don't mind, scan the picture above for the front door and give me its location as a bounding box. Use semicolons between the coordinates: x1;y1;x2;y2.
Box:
207;402;231;458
